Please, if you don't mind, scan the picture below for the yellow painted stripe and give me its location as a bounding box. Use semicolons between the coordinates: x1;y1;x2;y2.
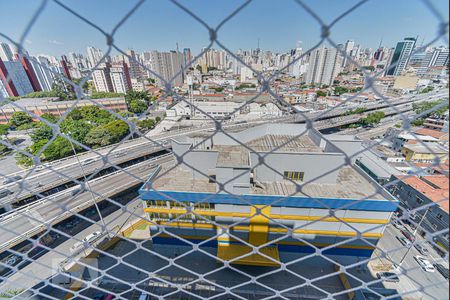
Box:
156;233;376;250
249;205;270;246
144;208;389;225
155;221;383;238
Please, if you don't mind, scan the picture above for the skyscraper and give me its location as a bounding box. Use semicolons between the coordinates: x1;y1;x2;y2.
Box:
341;40;355;67
92;63;113;93
0;58;34;97
386;37;416;76
86;46;105;69
183;48;192;67
0;43;14;62
149;50;184;86
305;47;342;86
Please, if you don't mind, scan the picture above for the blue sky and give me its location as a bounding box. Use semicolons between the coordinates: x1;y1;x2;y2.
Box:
0;0;448;56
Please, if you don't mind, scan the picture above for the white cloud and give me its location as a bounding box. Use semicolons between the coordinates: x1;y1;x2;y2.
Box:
25;39;32;44
48;40;64;45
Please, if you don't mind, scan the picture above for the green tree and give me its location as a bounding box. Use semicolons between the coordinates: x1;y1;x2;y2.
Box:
125;90;149;102
0;124;9;136
85;120;129;148
137;119;156;130
31;125;53;143
9;112;33;127
90;92;124;99
129;99;148;114
316;91;327;97
334;86;349;96
360;112;385;126
42;136;76;161
60;119;93;144
147;78;156;84
155;116;161;123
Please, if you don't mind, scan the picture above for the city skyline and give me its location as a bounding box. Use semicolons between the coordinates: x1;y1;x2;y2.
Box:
0;0;448;57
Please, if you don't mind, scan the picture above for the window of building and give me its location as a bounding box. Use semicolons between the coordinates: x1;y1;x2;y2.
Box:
416;196;424;204
284;171;305;181
436;213;443;220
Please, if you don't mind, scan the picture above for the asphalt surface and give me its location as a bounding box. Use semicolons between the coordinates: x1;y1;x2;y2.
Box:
376;225;449;300
0;154;174;251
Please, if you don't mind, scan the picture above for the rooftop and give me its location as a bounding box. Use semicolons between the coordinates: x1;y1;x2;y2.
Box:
415;128;449;140
151;164;386;200
403;143;448;154
246;134;323;153
396;175;449;213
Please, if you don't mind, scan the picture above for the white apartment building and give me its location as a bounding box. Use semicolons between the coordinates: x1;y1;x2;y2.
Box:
86;46;105;69
92;63;113;93
149;50;184;86
110;64;131;94
305;47;342;86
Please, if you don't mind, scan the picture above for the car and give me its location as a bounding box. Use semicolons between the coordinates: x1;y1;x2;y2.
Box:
71;187;84;196
376;272;400;283
414;256;435;272
34;165;46;172
81;158;96;166
0;189;13;199
70;241;84;254
5;255;20;266
83;231;101;244
401;230;415;242
434;263;449;279
414;243;429;256
396;236;412;248
2;175;22;185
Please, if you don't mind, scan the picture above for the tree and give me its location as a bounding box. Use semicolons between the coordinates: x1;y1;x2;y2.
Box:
316;91;327;97
42;136;77;161
31;124;53;143
60;119;93;144
85;120;129;148
90;92;124;99
363;66;375;72
125;90;149;102
360;112;385;126
137;119;156;130
51;76;75;100
334;86;349;96
9;112;33;128
155;116;161;123
129;99;148;114
147;78;156;84
0;124;9;136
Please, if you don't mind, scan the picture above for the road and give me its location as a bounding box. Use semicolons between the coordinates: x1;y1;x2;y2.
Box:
376;225;448;299
0;154;174;252
0;195;145;294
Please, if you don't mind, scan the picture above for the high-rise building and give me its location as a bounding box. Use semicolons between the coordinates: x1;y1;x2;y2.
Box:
149;50;184;86
183;48;192;67
342;40;355;67
386;37;416;76
0;43;14;62
28;56;56;91
417;47;449;76
110;62;132;94
86;46;105;69
305;47;342;86
0;58;34;97
92;63;113;93
19;55;41;92
123;50;144;83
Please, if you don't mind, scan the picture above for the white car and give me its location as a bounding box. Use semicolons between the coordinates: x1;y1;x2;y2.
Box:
83;231;101;244
414;255;435;273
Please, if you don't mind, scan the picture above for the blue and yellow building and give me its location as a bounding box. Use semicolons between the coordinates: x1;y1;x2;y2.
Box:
139;124;398;266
